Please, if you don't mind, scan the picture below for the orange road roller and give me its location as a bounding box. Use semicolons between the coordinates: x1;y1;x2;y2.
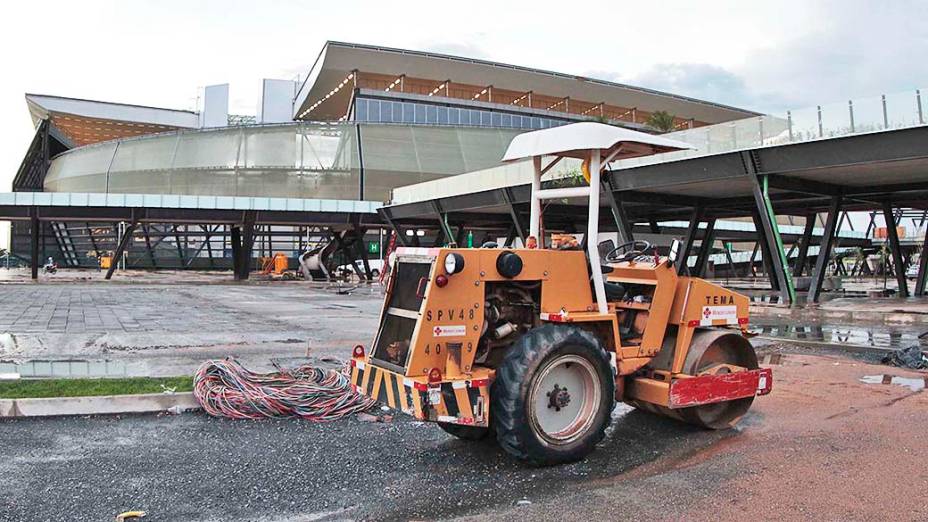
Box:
350;122;772;465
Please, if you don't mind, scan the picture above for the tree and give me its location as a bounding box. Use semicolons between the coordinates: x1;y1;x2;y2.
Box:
646;110;677;133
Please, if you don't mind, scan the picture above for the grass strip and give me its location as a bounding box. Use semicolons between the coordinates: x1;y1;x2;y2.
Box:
0;376;193;399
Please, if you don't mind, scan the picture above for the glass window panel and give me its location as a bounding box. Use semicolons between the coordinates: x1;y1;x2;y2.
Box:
368;100;381;122
501;113;512;127
380;100;392;123
437;106;448;124
355;98;368;121
449;107;459;125
532;117;542;128
392;102;403;123
491;112;502;127
403;102;414;123
470;110;480;126
415;103;427;123
243;126;299;169
480;111;491;126
426;105;437;124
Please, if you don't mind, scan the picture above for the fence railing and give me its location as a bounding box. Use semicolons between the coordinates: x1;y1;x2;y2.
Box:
613;87;928;170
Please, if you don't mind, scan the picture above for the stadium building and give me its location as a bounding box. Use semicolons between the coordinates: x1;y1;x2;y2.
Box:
8;41;757;276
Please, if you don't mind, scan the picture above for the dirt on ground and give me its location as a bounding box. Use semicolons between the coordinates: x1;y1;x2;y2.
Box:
479;351;928;521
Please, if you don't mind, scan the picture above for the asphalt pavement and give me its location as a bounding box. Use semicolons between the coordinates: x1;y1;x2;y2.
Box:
0;405;733;521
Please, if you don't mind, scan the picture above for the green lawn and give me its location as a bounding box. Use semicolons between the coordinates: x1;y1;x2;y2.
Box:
0;376;193;399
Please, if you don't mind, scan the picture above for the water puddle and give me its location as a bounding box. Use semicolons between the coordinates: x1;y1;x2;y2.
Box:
752;321;923;350
860;374;927;392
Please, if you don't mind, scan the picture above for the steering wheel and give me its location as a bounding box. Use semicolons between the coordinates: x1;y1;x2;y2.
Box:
605;240;653;263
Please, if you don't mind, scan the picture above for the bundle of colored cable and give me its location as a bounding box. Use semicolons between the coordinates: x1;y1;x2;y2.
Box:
193;358;376;421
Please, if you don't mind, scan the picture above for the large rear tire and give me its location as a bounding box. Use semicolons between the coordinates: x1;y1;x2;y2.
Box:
492;324;615;466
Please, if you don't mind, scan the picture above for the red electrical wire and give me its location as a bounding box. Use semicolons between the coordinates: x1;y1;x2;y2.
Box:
193;359;375;421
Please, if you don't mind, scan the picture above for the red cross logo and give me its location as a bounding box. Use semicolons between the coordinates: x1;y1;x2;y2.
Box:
433;326;442;335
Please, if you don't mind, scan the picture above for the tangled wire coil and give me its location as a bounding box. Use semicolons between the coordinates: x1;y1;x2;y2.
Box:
194;358;375;421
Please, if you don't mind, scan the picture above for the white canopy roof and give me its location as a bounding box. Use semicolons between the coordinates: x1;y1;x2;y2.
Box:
502;121;694;162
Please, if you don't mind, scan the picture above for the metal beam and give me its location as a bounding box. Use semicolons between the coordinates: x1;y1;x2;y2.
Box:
694;217;717;277
230;225;242;278
603;179;634;244
105;221;138;280
750;207;778;291
915;229;928;296
501;187;526;242
793;217;816;277
809;196;843;302
237;211;257;280
882;201;909;297
745;151;793;304
678;205;703;275
30;208;38;280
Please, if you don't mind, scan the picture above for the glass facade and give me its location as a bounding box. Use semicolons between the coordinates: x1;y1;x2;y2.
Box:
353;96;570;130
43;122;524;203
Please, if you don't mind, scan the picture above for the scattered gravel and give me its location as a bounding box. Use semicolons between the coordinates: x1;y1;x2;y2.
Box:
0;407;730;521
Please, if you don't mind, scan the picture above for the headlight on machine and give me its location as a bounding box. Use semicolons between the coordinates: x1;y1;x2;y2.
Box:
444;252;465;275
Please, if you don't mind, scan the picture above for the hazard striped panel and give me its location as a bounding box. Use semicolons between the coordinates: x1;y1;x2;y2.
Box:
350;361;490;427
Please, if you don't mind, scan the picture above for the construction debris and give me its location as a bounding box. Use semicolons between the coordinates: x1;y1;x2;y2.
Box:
881;344;928;370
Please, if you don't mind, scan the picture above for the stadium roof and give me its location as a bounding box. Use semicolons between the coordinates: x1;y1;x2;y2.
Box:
294;41;761;125
25;93;198;147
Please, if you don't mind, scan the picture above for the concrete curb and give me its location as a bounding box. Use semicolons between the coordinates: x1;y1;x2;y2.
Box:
0;392;200;418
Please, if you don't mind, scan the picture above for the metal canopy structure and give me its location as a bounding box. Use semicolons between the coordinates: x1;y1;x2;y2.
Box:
0;192;382;281
381;125;928;304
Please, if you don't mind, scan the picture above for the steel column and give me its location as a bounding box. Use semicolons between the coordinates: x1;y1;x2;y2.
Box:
793;217;815;277
750;207;778;290
694;217;717;277
748;167;793;303
809;196;843;302
230;226;242;278
30;207;38;280
882;202;909;297
237;212;257;280
678;205;703;275
915;230;928;296
501;187;526;243
603;179;634;244
105;221;138;280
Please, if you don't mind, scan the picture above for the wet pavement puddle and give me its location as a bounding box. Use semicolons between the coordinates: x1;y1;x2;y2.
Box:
860;374;928;392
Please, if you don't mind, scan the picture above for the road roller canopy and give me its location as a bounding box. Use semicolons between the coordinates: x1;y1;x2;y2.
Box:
501;121;693;163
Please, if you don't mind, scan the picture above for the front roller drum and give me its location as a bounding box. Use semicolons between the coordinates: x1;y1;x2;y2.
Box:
630;329;759;429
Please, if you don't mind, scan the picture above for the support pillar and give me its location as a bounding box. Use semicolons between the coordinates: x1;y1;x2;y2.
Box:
105;221;138;280
793;217;815;277
915;229;928;296
809;196;842;302
883;201;909;297
678;205;703;275
694;217;717;278
237;214;256;281
748;163;793;303
30;208;38;280
751;207;779;291
230;225;242;278
501;187;526;243
602;179;634;244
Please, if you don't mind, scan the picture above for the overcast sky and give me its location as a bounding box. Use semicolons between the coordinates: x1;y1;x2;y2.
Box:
2;0;927;247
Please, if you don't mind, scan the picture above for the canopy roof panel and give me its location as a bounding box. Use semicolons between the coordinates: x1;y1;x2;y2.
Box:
502;122;694;162
294;41;761;125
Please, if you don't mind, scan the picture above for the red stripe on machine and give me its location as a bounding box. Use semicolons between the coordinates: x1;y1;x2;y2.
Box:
668;368;773;408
